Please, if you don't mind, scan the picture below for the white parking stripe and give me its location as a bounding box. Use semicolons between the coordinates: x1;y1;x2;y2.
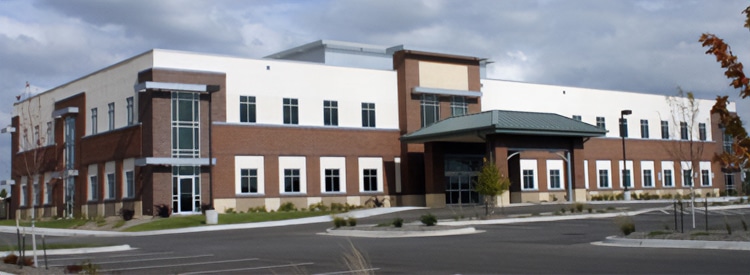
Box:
313;268;381;275
43;251;174;262
180;262;315;275
49;254;214;267
98;258;258;273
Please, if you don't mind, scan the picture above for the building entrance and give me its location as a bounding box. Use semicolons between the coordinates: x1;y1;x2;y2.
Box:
444;156;482;205
172;166;201;213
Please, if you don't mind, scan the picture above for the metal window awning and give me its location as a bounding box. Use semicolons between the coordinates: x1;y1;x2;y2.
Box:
52;107;79;118
412;86;482;98
134;82;220;93
135;157;216;167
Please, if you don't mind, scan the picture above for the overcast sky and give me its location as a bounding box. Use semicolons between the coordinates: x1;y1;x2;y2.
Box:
0;0;749;180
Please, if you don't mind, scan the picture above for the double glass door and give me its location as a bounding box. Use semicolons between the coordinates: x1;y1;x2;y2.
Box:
445;156;482;205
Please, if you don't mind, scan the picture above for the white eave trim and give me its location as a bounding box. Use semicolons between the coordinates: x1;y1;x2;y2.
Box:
135;157;216;167
52;107;79;118
412;86;482;98
134;82;218;93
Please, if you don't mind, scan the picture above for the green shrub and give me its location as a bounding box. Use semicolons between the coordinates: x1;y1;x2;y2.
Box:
347;217;357;227
309;202;329;212
420;213;437;226
393;217;404;227
615;216;635;236
333;217;346;228
574;203;585;212
225;208;236;214
615;193;624;200
278;202;297;212
560;207;566;214
247;206;267;213
587;207;593;213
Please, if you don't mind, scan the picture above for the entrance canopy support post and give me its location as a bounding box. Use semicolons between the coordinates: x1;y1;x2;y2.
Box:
553;151;574;202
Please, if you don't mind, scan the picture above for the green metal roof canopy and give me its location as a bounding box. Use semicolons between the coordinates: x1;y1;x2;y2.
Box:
401;110;607;143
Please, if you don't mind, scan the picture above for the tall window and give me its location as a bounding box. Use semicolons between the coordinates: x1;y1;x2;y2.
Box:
283;98;299;125
361;103;376;127
572;115;582;121
284;169;301;192
172;92;200;158
126;96;134;125
421;95;440;127
619;118;628;138
33;125;39;148
598;170;609;188
20;179;26;206
596;117;606;129
450;96;467;117
46;122;53;145
89;175;98;201
32;176;39;206
723;132;733;153
622;169;631;188
549;170;561;189
701;170;710;186
522;169;535;189
725;173;735;191
125;171;134;198
680;122;688;140
325;169;340;192
323;100;338;126
106;173;115;199
240;169;258;193
698;123;707;141
240;96;256;123
363;169;378;191
45;182;53;205
683;169;692;186
91;108;98;134
661;120;669;139
663;170;673;187
640;119;649;138
108;102;115;131
643;169;653;187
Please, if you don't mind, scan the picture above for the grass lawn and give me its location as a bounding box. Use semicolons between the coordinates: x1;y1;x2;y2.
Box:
123;211;338;232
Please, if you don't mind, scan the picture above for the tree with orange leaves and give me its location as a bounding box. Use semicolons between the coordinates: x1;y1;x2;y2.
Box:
699;6;750;194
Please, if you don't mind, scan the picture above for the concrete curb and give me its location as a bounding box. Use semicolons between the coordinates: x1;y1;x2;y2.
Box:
592;236;750;251
0;245;134;257
319;227;481;238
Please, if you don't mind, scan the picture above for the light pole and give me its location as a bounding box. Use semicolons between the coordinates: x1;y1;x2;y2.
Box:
620;110;632;200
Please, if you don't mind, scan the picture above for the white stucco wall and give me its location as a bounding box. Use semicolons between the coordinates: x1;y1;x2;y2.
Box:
152;50;399;129
481;79;736;141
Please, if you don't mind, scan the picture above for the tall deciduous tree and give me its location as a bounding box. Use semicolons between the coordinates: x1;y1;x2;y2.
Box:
699;6;750;185
475;159;510;216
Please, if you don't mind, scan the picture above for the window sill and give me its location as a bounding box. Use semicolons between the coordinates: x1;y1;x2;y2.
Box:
360;191;383;194
237;193;265;197
281;192;307;196
322;192;346;195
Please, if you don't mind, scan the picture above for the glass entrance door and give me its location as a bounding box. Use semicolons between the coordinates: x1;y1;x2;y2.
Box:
172;166;201;214
444;156;482;205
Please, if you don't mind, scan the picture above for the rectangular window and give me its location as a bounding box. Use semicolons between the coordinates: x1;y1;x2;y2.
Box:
361;102;376;127
91;108;98;134
108;102;115;131
240;169;258;193
32;176;39;206
450;96;467;117
725;173;735;190
125;171;134;198
619;118;628;138
522;169;535;189
421;95;440;127
45;182;52;205
126;97;134;125
323;100;338;126
549;169;561;189
661;120;669;139
283;98;299;125
663;170;673;187
596;117;606;129
680;122;688;140
89;175;98;201
698;123;707;141
640;119;649;138
723;132;733;153
20;180;26;206
33;125;39;148
171;92;200;158
46;121;53;145
701;170;710;186
363;169;378;192
106;173;115;199
284;169;301;192
572;115;582;121
325;169;340;192
598;170;609;188
643;169;653;187
240;96;256;123
683;169;692;186
622;169;631;188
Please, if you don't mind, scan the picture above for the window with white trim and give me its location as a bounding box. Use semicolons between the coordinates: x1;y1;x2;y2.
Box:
549;170;561;189
640;119;649;138
126;96;134;125
361;102;376;127
241;169;258;193
284;169;300;192
91;107;98;135
680;122;688;140
359;157;383;192
547;160;564;190
421;94;440;127
363;169;378;192
240;96;256;123
596;116;606;129
45;181;52;205
279;156;306;194
522;170;535;190
662;161;674;187
663;169;673;187
283;98;299;125
125;171;134;198
108;102;115;131
661;120;669;139
89;175;98;201
643;170;653;187
19;177;27;206
325;169;340;192
683;169;693;187
236;156;265;195
701;170;710;186
596;160;611;188
320;157;346;193
520;159;538;190
106;173;115;199
324;100;338;126
450;96;467;117
698;123;707;141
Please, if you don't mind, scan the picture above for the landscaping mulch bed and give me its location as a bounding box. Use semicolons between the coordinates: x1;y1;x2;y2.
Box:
625;230;750;242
